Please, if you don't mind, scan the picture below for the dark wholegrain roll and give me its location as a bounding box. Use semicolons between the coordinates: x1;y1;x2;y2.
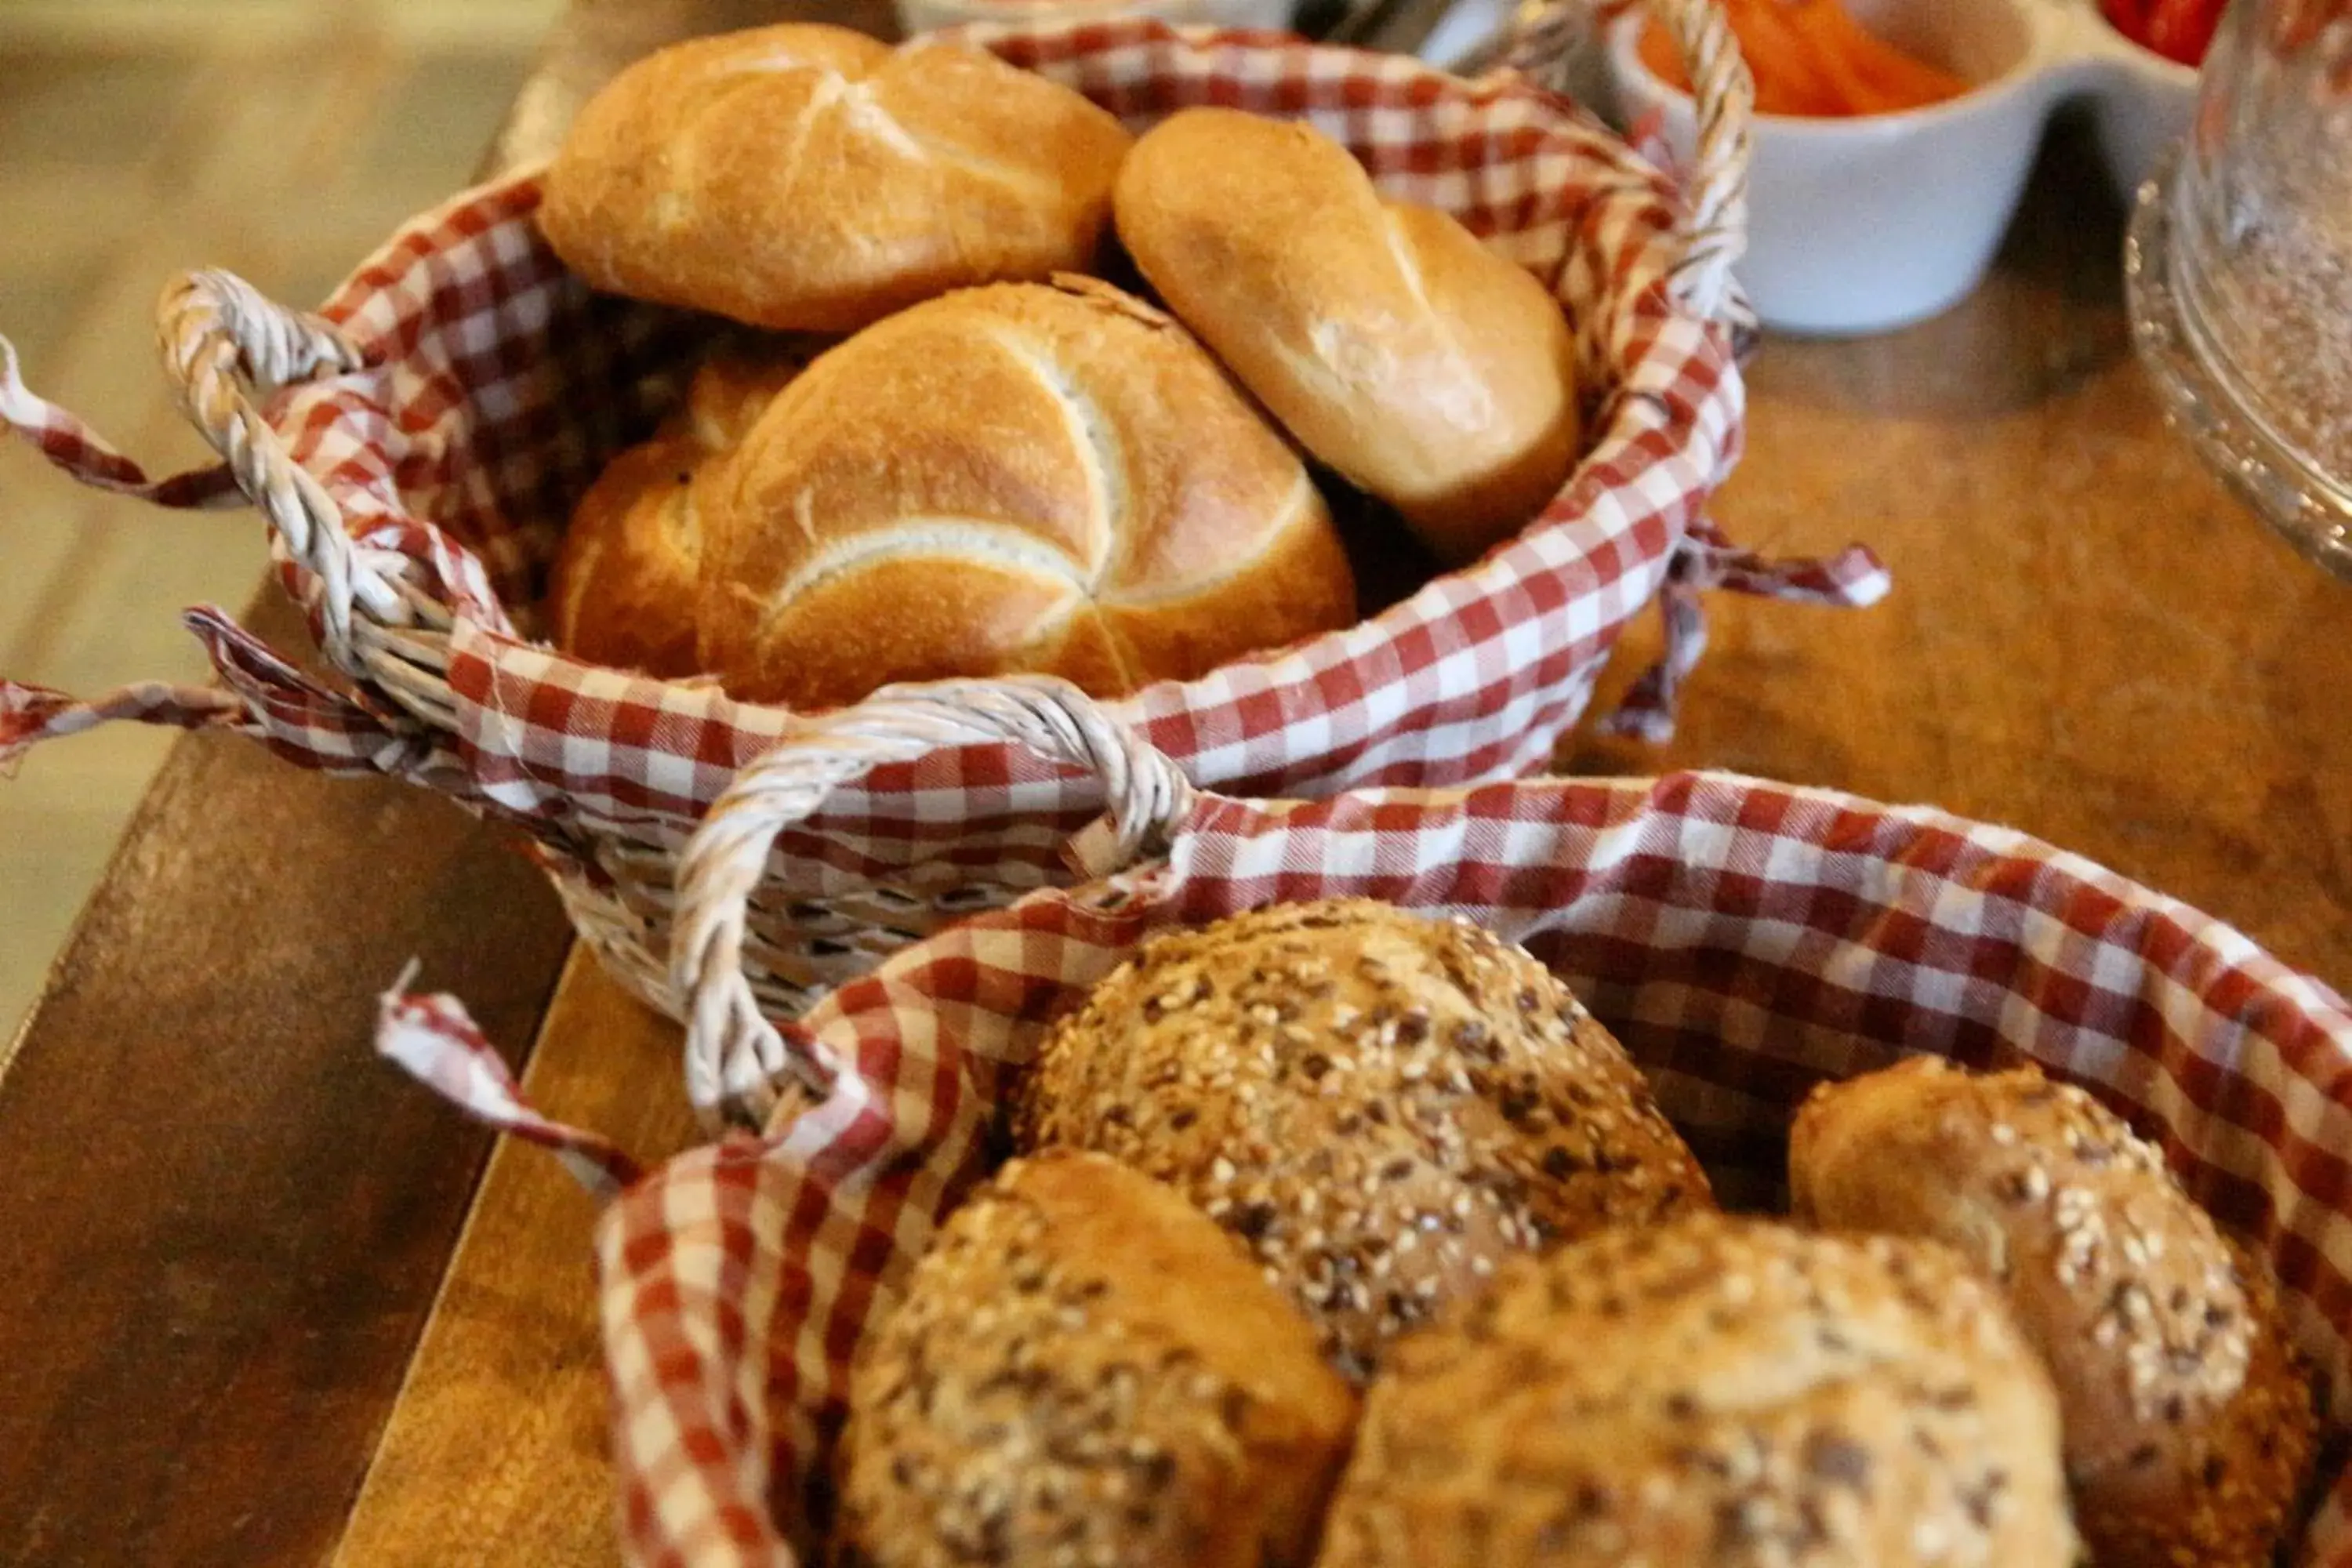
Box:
1790;1058;2318;1568
1316;1214;2079;1567
1014;898;1713;1378
833;1150;1358;1568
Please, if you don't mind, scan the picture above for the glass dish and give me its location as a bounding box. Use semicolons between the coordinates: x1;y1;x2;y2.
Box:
2126;0;2352;578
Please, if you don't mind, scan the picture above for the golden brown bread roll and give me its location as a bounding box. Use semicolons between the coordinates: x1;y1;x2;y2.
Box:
539;26;1133;332
1788;1058;2318;1568
696;276;1357;710
548;349;806;677
1317;1214;2078;1568
833;1150;1358;1568
1113;107;1581;566
1014;899;1713;1379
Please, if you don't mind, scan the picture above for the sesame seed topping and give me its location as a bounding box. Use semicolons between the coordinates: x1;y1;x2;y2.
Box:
1796;1058;2289;1541
1016;899;1715;1377
841;1152;1356;1568
1322;1216;2070;1568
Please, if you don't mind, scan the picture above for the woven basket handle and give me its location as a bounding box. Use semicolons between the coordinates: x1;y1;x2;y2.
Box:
671;677;1196;1130
155;270;407;668
1502;0;1755;325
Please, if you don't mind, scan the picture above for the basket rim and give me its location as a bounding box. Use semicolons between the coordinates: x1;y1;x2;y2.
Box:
284;21;1752;746
541;760;2352;1566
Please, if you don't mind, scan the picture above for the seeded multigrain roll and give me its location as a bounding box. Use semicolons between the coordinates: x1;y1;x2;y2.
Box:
1014;899;1713;1378
1316;1215;2078;1568
1789;1058;2319;1568
833;1151;1358;1568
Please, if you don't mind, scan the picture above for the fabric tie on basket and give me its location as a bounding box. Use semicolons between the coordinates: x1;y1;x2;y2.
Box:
377;720;2352;1568
1603;512;1889;742
0;334;245;510
376;968;646;1202
0;607;455;782
1;678;246;779
2;10;1889;1033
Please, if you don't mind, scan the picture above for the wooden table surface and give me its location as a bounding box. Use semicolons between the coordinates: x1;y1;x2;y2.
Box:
3;2;2349;1564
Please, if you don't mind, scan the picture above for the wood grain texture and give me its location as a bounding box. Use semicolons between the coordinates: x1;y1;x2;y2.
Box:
1570;122;2352;987
329;954;702;1568
0;586;573;1568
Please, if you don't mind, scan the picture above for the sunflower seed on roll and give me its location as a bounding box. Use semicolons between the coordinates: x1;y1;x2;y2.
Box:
1316;1214;2078;1568
1789;1058;2319;1568
1012;898;1713;1380
833;1150;1358;1568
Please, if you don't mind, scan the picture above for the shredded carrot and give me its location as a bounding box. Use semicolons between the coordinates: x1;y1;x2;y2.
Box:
1638;0;1973;118
1795;0;1973;104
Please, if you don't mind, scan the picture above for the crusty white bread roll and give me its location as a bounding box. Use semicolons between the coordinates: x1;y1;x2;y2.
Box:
1789;1058;2318;1568
548;349;806;678
696;276;1357;710
834;1151;1359;1568
1014;899;1714;1379
1113;107;1582;566
1317;1214;2078;1568
539;26;1134;332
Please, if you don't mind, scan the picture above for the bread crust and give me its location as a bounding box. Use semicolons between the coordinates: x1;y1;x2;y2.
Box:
697;277;1356;710
1014;899;1713;1379
834;1151;1358;1568
1789;1058;2319;1568
1316;1215;2078;1568
547;349;804;677
539;26;1134;332
1114;107;1581;565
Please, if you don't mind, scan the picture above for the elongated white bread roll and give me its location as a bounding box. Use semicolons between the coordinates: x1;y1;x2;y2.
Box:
1113;107;1581;566
696;276;1357;710
1317;1215;2078;1568
1790;1058;2319;1568
835;1151;1359;1568
539;25;1134;332
548;349;807;678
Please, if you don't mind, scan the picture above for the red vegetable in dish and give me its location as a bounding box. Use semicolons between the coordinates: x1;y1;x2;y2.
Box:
2101;0;2227;65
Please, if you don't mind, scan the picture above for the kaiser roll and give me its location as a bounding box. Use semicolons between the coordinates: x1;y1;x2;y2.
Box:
548;348;806;678
539;26;1134;332
1789;1058;2318;1568
1113;107;1581;566
1317;1214;2079;1568
697;276;1357;710
833;1150;1359;1568
1013;898;1713;1380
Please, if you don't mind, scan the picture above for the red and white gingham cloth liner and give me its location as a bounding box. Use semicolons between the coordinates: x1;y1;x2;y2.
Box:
1;20;1886;897
387;767;2352;1567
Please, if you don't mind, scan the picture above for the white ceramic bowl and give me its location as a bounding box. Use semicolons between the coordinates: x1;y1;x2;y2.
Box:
1603;0;2198;336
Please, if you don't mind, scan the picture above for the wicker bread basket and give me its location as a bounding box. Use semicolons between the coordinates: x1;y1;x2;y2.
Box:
0;2;1885;1125
383;675;2352;1566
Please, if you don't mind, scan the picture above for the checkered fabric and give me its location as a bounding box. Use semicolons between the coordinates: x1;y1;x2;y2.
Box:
383;769;2352;1567
0;21;1886;938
